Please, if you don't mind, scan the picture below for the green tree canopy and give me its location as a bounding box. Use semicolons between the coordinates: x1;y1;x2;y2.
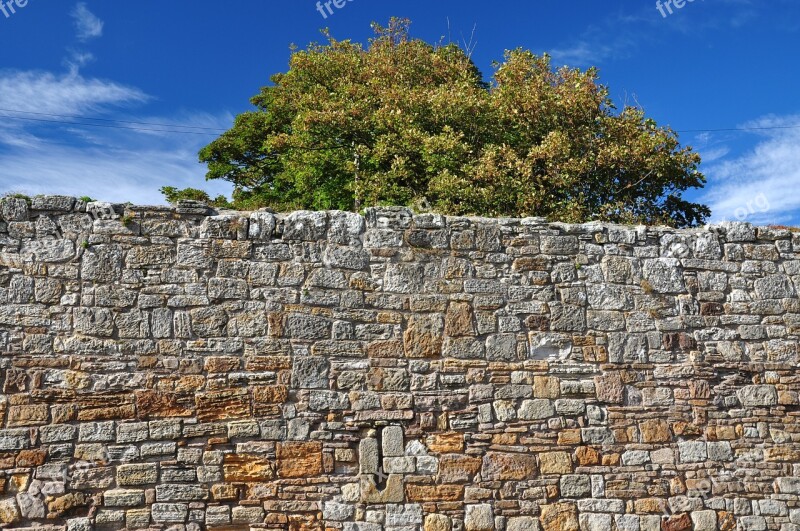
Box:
175;18;709;227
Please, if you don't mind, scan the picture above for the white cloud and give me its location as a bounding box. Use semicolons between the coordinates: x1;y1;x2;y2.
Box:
699;146;730;164
63;50;96;75
703;115;800;225
71;3;104;42
0;70;147;117
0;109;234;204
0;4;236;207
0;139;233;205
549;41;620;68
0;68;233;205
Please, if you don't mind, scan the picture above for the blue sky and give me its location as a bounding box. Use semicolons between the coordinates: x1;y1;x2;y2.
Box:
0;1;798;224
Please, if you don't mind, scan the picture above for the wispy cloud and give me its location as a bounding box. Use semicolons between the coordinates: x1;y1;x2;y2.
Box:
0;70;147;117
71;3;104;42
0;69;232;204
0;2;236;206
549;41;623;68
63;50;96;75
547;2;791;68
703;115;800;225
0;133;233;205
0;103;233;204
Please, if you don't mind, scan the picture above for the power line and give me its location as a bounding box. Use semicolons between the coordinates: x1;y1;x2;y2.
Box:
0;108;228;132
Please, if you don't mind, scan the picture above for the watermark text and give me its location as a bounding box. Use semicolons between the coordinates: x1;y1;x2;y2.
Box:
316;0;355;19
656;0;696;18
1;0;29;20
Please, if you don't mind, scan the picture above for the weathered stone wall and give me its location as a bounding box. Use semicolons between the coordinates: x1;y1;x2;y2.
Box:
0;195;799;531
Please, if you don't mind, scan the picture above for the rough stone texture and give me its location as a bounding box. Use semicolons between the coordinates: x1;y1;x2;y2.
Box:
0;196;799;529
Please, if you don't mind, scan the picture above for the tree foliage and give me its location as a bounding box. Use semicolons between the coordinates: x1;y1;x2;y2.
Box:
160;186;231;209
174;18;709;226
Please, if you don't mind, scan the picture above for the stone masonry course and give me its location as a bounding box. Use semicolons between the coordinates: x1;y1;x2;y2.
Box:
0;195;798;530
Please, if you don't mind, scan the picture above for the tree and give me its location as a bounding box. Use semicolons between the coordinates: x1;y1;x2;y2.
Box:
160;186;231;209
170;18;709;227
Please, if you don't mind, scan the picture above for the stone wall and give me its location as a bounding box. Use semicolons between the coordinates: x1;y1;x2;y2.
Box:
0;195;799;531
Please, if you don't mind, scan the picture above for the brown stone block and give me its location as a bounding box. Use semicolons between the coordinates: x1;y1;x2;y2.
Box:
764;446;800;462
513;257;550;272
50;404;77;424
77;404;136;421
718;511;736;531
575;446;600;466
534;376;560;399
377;311;402;324
245;356;291;371
779;390;799;405
0;455;18;470
707;424;736;441
602;453;620;466
583;345;608;363
438;454;482;483
211;483;239;501
404;314;444;359
360;474;404;503
267;313;285;338
3;369;28;394
662;332;696;351
223;454;276;482
16;449;46;467
138;356;158;369
205;356;241;372
195;388;251;422
481;452;538;481
558;429;581;445
688;380;710;399
445;302;476;337
135;390;193;419
594;372;623;403
572;335;596;347
253;385;289;404
173;376;206;392
662;513;691;531
6;404;49;426
670;477;686;496
634;498;666;514
287;513;322;531
48;492;89;517
276;441;323;479
492;433;517;446
640;419;672;443
8;472;26;491
426;433;465;453
406;484;463;502
540;503;578;531
539;451;573;474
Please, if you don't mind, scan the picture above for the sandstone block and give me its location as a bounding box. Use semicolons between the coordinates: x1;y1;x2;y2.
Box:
540;503;578;531
276;441;323;478
481;452;537;481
